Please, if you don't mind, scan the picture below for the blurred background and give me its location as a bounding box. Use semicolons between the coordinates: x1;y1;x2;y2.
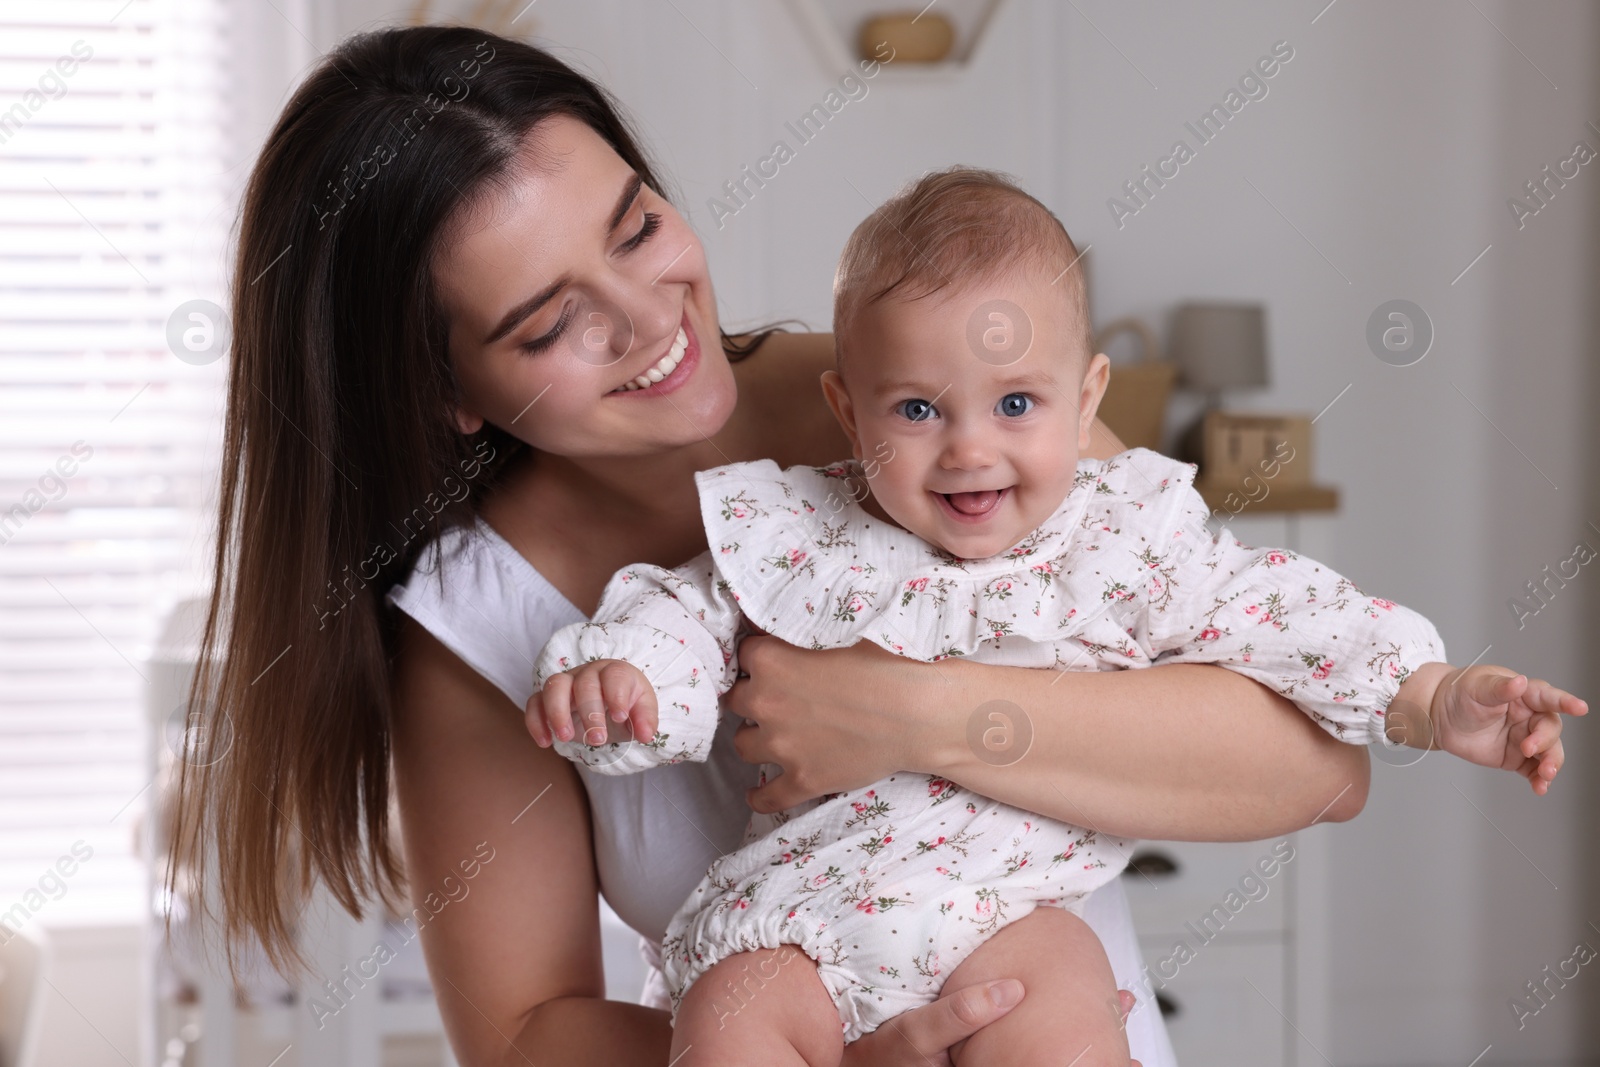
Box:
0;1;1594;1064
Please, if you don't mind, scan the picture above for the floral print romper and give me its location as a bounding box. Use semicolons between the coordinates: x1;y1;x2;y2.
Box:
533;447;1446;1041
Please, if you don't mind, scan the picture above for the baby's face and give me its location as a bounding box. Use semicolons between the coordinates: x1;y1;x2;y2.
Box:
823;273;1110;560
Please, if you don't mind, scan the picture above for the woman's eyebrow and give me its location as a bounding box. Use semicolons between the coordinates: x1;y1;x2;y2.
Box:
607;173;643;235
484;277;565;346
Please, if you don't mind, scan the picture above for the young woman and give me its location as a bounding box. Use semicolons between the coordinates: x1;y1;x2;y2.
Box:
173;26;1369;1066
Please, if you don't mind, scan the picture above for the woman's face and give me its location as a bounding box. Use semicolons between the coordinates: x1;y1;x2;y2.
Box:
435;115;734;459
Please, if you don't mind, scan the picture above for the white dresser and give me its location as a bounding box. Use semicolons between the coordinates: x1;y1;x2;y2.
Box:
1123;828;1334;1065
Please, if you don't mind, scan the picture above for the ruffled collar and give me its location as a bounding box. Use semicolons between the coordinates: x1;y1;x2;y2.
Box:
694;449;1192;660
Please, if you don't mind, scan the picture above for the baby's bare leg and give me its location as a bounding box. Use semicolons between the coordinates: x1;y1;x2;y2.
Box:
670;945;845;1067
943;907;1130;1067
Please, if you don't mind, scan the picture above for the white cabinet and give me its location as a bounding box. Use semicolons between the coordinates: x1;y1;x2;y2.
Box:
1137;938;1289;1067
1123;833;1328;1066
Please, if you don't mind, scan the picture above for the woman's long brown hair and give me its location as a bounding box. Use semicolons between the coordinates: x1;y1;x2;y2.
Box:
171;25;772;975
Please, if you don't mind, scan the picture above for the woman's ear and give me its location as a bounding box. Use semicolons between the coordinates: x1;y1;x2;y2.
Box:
1076;353;1112;450
820;369;864;461
452;406;485;435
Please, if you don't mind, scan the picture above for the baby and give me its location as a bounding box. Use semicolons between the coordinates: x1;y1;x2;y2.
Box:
527;168;1583;1066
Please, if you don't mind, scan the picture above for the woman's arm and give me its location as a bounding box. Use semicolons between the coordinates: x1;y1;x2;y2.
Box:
729;642;1368;841
390;620;672;1066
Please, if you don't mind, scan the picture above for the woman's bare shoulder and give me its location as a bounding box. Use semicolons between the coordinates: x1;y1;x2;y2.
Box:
727;330;852;466
732;329;835;382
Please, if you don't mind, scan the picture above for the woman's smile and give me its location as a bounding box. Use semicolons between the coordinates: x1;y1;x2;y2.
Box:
609;309;699;397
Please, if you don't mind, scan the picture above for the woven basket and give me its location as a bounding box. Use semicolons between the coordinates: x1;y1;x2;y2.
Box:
1093;317;1177;452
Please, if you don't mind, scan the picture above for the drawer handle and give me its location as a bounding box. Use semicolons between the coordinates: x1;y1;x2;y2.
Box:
1124;850;1180;877
1156;991;1180;1018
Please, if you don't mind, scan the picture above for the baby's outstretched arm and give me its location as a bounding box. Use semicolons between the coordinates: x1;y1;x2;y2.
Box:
1387;664;1587;794
1130;457;1588;789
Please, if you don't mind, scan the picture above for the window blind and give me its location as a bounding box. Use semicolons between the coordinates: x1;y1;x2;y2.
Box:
0;0;232;923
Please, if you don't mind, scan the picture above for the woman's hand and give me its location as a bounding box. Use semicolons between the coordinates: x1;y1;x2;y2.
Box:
840;982;1142;1067
727;636;946;813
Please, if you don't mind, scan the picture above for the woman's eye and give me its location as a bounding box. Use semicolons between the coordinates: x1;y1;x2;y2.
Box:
997;393;1034;417
896;398;937;422
620;211;662;252
519;305;575;355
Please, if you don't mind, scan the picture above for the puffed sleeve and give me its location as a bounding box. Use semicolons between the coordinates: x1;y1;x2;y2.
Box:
1134;488;1447;746
533;551;745;774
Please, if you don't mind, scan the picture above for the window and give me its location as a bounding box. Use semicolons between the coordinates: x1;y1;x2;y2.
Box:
0;0;232;923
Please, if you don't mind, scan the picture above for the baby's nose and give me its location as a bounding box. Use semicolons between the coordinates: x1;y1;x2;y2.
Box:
938;430;998;470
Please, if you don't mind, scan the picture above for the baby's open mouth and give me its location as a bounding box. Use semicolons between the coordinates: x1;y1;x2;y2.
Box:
935;487;1008;521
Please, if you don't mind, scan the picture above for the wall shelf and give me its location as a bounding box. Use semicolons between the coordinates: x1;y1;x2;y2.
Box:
783;0;1006;76
1195;480;1340;515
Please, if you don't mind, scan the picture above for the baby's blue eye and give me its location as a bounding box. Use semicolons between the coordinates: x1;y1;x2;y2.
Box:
897;398;938;422
997;393;1034;417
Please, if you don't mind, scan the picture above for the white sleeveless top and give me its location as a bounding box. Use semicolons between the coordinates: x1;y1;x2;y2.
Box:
388;518;1177;1066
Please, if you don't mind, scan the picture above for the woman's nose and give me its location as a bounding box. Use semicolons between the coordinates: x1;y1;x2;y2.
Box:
610;277;681;357
570;289;676;367
570;306;633;364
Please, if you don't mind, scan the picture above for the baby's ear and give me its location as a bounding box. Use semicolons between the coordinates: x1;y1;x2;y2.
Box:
820;369;864;459
1077;353;1112;449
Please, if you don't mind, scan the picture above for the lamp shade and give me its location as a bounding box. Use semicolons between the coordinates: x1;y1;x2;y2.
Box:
1169;302;1268;392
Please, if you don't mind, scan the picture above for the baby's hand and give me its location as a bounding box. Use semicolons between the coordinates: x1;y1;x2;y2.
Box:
526;659;658;750
1431;666;1587;794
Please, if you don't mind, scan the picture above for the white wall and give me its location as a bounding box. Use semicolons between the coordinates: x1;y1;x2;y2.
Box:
1068;10;1600;1063
1049;4;1596;1065
311;2;1599;1062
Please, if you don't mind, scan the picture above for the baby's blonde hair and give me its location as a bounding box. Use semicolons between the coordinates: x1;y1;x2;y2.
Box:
831;166;1092;366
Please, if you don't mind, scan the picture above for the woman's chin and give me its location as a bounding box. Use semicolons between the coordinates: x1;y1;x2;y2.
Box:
635;374;739;449
676;353;740;429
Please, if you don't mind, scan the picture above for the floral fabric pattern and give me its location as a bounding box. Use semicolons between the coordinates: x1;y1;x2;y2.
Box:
532;447;1446;1040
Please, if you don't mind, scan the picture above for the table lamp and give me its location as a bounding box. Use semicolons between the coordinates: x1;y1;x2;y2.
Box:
1166;303;1338;513
1171;301;1300;487
1169;301;1268;409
